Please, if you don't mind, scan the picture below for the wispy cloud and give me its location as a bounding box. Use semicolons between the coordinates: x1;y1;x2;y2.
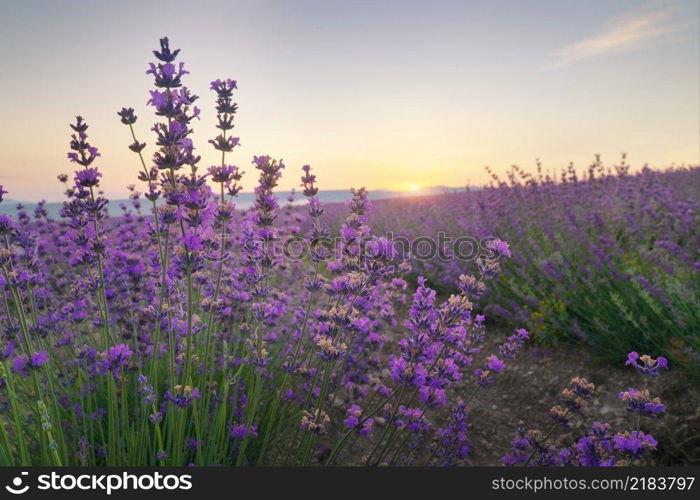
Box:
548;7;684;68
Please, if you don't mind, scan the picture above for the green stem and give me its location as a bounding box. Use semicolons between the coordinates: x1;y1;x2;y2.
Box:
0;363;29;465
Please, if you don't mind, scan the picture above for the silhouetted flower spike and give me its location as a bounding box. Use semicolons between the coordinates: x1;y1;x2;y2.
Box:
209;134;240;152
147;61;189;88
129;141;147;153
70;115;88;133
152;36;180;63
117;107;138;125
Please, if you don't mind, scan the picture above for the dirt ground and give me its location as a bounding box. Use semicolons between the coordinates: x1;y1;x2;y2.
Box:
331;326;700;466
458;329;700;465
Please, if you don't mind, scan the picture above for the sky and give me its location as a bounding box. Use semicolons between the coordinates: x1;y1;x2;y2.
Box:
0;0;698;201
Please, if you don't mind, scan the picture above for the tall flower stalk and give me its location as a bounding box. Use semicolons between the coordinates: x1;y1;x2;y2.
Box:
203;77;240;373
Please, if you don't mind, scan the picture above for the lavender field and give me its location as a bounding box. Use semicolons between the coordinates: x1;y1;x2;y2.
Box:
366;163;700;377
0;35;698;469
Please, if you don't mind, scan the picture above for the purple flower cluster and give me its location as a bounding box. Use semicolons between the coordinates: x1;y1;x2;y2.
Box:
618;388;665;418
10;350;49;376
504;351;667;466
625;352;668;378
94;344;132;378
343;405;374;436
613;431;658;459
430;400;470;466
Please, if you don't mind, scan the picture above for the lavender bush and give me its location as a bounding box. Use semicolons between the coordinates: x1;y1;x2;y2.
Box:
0;38;677;466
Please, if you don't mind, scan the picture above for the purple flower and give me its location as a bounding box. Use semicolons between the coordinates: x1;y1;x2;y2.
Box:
397;406;430;433
613;431;657;459
389;357;427;387
618;388;665;418
117;107;137;125
74;168;102;188
108;344;132;365
358;418;375;436
210;78;238;94
486;355;505;373
137;376;157;405
418;385;447;407
625;352;668;377
209;135;240;152
458;274;486;298
573;422;616;466
210;78;238;132
344;405;363;429
432;401;471;465
147;61;189;88
486;238;511;258
502;424;531;466
230;423;258;440
165;385;201;409
152;37;179;63
11;352;49;376
0;214;16;236
30;350;49;368
11;355;29;376
182;233;204;253
95;344;132;378
474;368;494;387
560;377;595;413
300;410;330;435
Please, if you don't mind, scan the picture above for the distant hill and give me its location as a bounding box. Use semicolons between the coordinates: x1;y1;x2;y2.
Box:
0;186;468;219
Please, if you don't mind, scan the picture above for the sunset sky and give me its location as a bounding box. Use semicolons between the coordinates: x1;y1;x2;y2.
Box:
0;0;698;201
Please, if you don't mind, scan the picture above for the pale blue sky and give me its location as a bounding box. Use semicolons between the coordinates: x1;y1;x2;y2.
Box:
0;0;698;200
